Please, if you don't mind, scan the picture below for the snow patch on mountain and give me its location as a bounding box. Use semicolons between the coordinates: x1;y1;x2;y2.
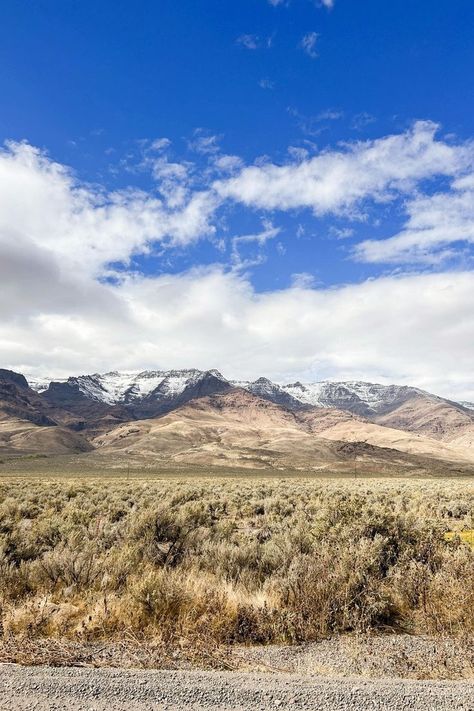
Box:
28;376;65;393
230;378;427;414
233;377;287;397
32;369;228;405
282;381;425;410
280;381;326;405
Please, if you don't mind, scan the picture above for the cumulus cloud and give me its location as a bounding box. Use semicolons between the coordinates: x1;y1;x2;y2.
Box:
0;141;218;276
212;154;244;174
355;173;474;264
4;122;467;281
215;121;472;214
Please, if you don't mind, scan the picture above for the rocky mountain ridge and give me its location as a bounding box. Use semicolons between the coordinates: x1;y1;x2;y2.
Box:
38;369;230;421
28;368;470;419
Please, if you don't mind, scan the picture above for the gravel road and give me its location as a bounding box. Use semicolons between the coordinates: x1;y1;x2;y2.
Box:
1;664;474;711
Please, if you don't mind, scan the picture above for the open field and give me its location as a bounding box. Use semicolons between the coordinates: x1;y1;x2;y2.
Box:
1;470;474;680
2;449;474;479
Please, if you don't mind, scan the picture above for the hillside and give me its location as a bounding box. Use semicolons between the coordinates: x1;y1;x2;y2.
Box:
374;393;474;443
0;370;91;456
0;416;92;456
92;389;341;469
92;389;474;474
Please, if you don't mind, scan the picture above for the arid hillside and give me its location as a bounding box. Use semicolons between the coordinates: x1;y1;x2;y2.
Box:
93;389;346;469
374;393;474;442
92;389;474;474
0;416;92;456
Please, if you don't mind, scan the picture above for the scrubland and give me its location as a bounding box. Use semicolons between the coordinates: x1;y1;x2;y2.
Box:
0;475;473;672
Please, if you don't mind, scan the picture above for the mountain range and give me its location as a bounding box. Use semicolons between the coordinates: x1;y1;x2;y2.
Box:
1;367;474;475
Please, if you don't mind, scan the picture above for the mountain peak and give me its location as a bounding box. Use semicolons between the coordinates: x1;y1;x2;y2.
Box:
0;369;29;390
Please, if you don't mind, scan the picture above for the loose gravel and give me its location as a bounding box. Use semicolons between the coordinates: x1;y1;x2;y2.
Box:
1;664;474;711
236;634;474;680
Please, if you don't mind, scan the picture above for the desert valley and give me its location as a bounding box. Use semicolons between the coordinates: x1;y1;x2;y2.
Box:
2;2;474;707
2;371;474;704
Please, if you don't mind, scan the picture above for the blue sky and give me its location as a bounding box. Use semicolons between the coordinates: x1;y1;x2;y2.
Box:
1;0;474;398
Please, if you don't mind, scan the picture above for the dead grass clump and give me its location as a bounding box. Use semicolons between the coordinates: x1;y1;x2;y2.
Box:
277;535;394;641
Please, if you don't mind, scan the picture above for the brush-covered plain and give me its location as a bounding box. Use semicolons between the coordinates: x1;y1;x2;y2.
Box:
1;475;473;672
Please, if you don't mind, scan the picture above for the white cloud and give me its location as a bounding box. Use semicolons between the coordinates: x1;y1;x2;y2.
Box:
351;112;376;130
212;154;244;174
329;226;354;239
147;156;191;207
215;122;473;215
0;141;217;276
300;32;319;58
231;222;281;270
268;0;334;7
2;266;474;402
187;131;222;155
237;34;258;49
316;109;344;121
149;137;171;152
355;173;474;264
2;124;473;275
236;34;272;50
291;272;317;288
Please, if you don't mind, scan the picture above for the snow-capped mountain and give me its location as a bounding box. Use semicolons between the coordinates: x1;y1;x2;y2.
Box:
37;369;231;420
28;368;467;420
231;377;304;409
281;381;427;417
37;369;225;405
230;378;431;417
3;366;474;470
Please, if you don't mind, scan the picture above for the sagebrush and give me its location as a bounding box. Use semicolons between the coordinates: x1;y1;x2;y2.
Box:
1;477;473;650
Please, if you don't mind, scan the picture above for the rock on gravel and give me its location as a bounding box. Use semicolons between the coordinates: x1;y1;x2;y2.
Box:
1;664;474;711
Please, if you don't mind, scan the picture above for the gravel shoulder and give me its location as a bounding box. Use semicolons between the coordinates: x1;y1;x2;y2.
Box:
2;663;474;711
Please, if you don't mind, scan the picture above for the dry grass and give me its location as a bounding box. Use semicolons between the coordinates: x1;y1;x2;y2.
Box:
1;476;473;667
